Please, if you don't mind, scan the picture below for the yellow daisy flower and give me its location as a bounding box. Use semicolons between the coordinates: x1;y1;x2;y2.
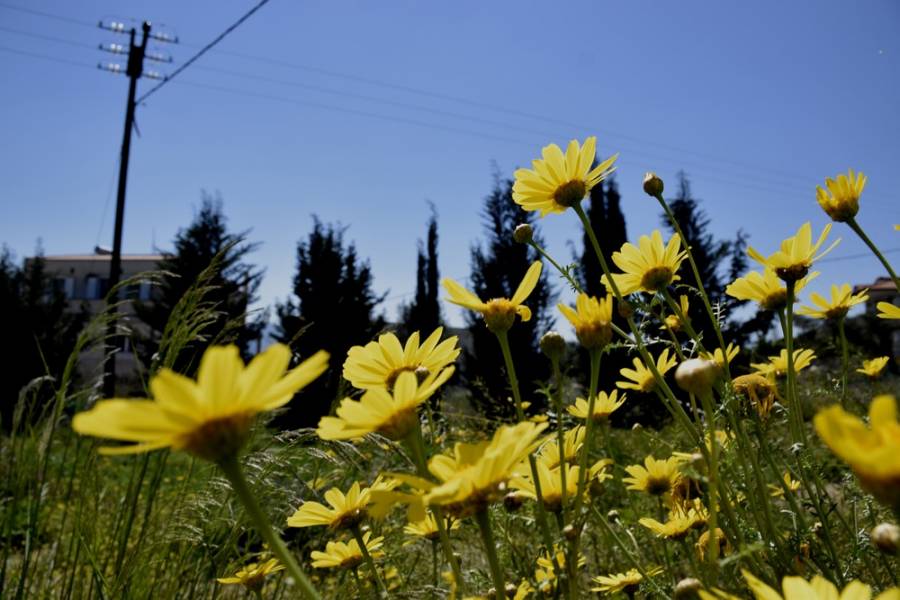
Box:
72;344;328;461
617;348;678;393
423;421;547;518
816;169;866;222
623;456;683;497
442;261;542;332
700;569;900;600
700;343;740;369
726;268;818;311
511;459;581;513
769;472;802;498
696;528;730;562
639;512;697;541
661;294;691;332
535;546;586;594
591;567;664;595
287;479;394;531
217;558;285;591
403;511;459;543
814;394;900;511
557;292;614;349
877;302;900;320
797;284;868;320
536;426;584;468
310;532;384;570
567;391;626;422
751;349;816;378
601;230;688;295
317;368;454;441
343;328;460;391
512;136;618;216
747;222;839;282
857;357;890;379
732;374;778;420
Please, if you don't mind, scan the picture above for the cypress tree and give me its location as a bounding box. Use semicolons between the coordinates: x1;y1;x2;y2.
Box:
400;205;442;336
275;218;385;428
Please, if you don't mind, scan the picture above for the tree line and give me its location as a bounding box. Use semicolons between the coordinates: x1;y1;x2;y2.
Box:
0;170;797;429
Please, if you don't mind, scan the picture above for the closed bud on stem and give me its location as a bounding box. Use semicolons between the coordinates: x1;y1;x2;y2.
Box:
513;223;533;244
618;300;634;319
607;509;620;523
540;331;566;361
643;172;664;197
504;583;519;598
563;523;579;541
674;578;702;599
675;358;720;397
871;522;900;555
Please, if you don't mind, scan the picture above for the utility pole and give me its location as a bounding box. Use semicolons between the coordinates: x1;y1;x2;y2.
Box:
98;20;173;397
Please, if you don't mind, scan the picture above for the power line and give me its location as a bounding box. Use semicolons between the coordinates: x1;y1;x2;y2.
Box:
0;0;821;187
817;247;900;264
0;44;95;69
0;24;96;50
0;1;95;28
136;0;271;104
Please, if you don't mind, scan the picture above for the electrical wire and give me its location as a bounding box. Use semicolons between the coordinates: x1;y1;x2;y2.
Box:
136;0;272;104
0;1;95;29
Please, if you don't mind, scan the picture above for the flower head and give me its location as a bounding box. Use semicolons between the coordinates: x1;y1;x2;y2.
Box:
310;532;384;570
696;528;730;562
343;328;459;391
537;426;584;468
601;231;688;295
797;284;867;320
617;348;678;393
403;511;459;543
592;567;664;595
857;357;890;379
217;558;284;591
662;294;691;332
567;391;626;422
700;569;900;600
287;479;395;531
512;137;618;216
769;472;801;498
558;293;614;349
877;302;900;320
639;510;699;541
751;349;816;378
624;455;684;498
726;269;818;311
817;169;866;222
420;422;547;518
700;343;740;370
814;394;900;511
72;345;328;462
732;374;778;420
747;222;839;282
511;459;580;512
442;262;542;332
317;368;454;441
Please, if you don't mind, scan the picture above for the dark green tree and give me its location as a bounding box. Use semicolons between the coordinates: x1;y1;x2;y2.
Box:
463;176;554;420
0;246;85;427
399;204;442;336
275;218;385;428
135;192;263;373
661;171;748;343
580;177;627;296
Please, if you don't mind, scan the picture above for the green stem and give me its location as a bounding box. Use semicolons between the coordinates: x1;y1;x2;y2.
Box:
697;390;720;569
217;457;322;600
494;330;564;589
528;240;585;294
352;525;389;598
661;288;708;355
782;282;807;445
591;507;667;597
406;425;464;593
847;217;900;289
474;510;505;600
837;318;849;408
655;193;731;379
550;358;569;523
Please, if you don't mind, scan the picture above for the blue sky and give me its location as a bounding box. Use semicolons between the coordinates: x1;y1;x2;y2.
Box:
1;0;898;331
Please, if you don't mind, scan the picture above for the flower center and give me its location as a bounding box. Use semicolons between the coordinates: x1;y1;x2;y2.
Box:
385;365;419;389
775;263;810;282
181;413;253;462
640;266;674;291
376;407;419;441
483;298;518;332
645;475;673;496
331;508;367;531
552;179;587;208
576;322;612;350
761;290;788;311
824;305;850;320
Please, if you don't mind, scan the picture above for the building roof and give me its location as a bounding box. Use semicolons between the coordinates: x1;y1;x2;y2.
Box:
853;276;897;294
